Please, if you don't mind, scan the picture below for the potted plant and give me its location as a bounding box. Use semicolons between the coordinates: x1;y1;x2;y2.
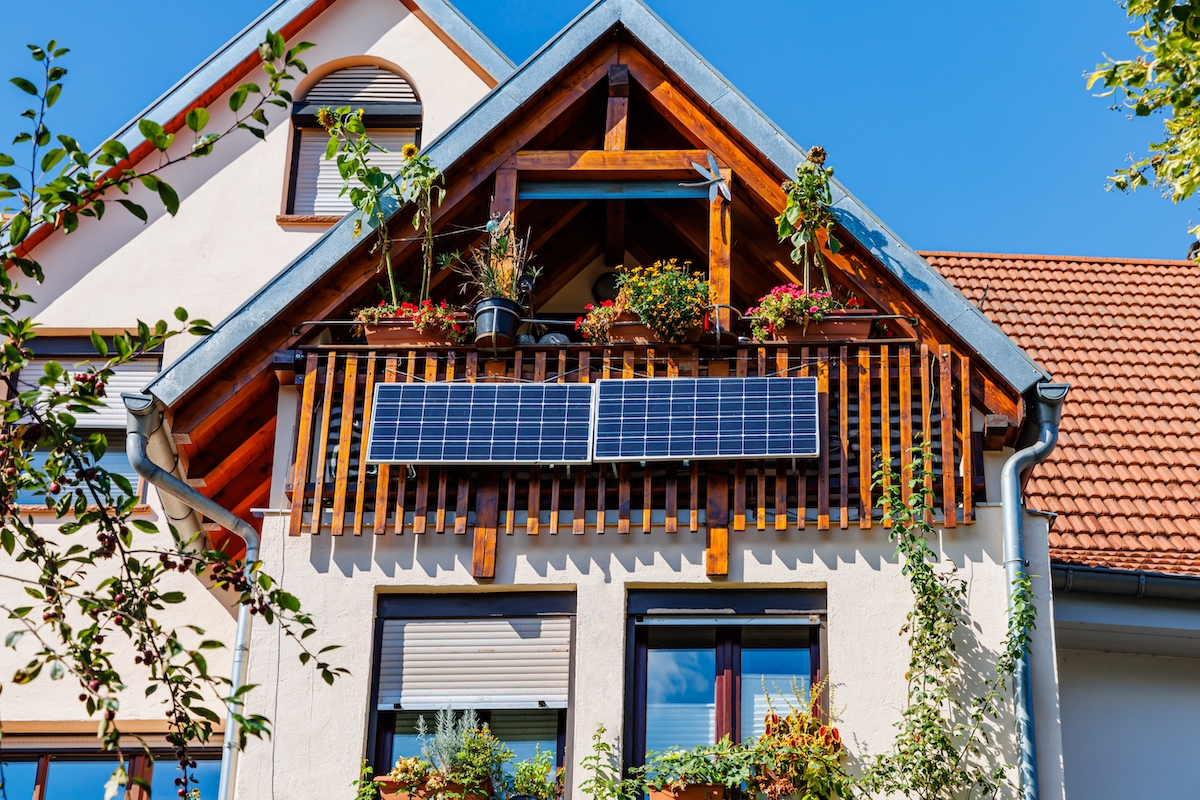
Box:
375;709;512;800
357;298;473;346
450;213;541;351
574;299;622;344
507;746;564;800
746;287;874;342
641;737;753;800
776;146;840;296
747;694;850;800
610;259;712;344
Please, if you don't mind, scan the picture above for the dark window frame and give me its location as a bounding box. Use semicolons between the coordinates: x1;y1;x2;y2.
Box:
624;590;826;772
368;593;577;782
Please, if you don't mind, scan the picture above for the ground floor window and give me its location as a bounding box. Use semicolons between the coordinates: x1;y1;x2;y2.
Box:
626;590;824;766
370;594;576;775
0;751;219;800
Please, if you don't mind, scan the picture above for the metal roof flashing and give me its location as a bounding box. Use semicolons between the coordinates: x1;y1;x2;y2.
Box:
147;0;1048;407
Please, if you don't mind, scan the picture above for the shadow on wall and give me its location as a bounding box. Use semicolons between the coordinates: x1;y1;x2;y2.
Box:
303;522;1004;583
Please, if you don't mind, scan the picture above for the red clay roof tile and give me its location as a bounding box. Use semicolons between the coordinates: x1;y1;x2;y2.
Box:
927;251;1200;576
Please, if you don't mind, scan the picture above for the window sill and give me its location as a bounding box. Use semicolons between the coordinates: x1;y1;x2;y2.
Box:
276;214;343;228
18;504;154;517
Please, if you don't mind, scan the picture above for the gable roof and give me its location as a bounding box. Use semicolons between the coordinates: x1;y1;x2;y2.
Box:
110;0;511;161
931;251;1200;576
147;0;1050;408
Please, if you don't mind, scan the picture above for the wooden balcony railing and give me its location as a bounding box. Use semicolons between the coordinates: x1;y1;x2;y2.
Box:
285;342;982;577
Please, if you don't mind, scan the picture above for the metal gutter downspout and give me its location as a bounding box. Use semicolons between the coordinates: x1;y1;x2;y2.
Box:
123;392;258;800
1000;382;1070;800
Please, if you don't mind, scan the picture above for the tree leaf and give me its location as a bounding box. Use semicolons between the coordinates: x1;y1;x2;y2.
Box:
8;212;30;244
116;200;147;222
131;519;158;533
157;180;180;216
185;107;210;133
45;83;61;108
10;77;37;95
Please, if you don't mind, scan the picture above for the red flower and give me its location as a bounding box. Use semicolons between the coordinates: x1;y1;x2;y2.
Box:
584;303;594;312
574;317;583;331
600;299;615;307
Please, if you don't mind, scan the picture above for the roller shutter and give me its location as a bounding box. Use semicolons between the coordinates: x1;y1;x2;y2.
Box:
377;617;571;711
18;358;160;429
290;128;417;215
303;65;418;104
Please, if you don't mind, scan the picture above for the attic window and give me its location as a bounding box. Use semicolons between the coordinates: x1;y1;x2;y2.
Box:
286;65;422;217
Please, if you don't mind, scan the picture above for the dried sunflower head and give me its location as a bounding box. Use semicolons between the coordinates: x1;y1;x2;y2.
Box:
315;108;335;131
806;145;827;165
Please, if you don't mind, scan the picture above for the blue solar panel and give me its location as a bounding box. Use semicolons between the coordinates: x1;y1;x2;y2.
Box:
592;377;819;461
366;383;595;465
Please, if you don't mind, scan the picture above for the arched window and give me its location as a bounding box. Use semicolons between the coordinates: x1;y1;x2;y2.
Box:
286;64;422;216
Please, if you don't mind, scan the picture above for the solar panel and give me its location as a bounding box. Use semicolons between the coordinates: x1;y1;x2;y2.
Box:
366;383;595;465
592;377;819;462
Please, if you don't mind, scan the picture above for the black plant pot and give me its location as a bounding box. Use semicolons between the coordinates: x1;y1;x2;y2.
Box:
474;297;524;351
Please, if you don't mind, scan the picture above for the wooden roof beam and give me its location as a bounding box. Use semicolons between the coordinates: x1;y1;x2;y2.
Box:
512;149;721;180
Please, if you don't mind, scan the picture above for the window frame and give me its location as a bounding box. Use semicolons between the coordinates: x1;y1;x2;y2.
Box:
367;593;577;785
623;590;826;772
0;748;221;800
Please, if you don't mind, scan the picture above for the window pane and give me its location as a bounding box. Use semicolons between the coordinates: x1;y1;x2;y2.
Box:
43;759;123;800
16;435;141;506
740;628;811;740
0;760;38;800
489;710;558;766
150;757;220;800
645;628;716;755
393;711;560;767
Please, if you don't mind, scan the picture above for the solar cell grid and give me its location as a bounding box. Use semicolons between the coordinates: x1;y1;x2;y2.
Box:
592;377;819;461
366;383;594;465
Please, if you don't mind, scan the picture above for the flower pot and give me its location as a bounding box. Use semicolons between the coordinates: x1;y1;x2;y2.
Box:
608;313;702;345
772;309;876;342
373;777;490;800
364;314;470;347
474;297;524;351
647;784;725;800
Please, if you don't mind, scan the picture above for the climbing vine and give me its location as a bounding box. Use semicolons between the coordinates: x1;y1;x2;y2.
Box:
862;447;1037;800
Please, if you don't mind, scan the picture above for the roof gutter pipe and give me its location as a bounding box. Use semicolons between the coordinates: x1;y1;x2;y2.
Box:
123;392;258;800
1001;382;1070;800
1052;564;1200;601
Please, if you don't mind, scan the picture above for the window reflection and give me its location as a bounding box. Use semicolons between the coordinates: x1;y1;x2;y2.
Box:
392;710;560;769
740;628;810;740
645;628;716;755
0;760;38;800
43;759;122;800
150;758;220;800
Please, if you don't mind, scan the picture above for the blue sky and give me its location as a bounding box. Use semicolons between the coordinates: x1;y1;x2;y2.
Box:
0;0;1193;260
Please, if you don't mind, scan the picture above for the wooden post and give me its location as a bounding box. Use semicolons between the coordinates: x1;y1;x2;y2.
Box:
706;464;730;577
839;346;849;530
310;353;338;535
858;347;872;530
880;345;892;525
353;353;377;536
960;354;974;524
373;357;398;535
331;354;359;536
472;469;500;579
288;354;319;536
816;347;830;530
709;170;732;331
605;65;629;266
899;345;913;508
491;164;518;227
939;345;958;528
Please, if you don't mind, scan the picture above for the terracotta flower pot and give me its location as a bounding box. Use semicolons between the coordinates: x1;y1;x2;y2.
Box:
607;313;702;345
772;309;876;342
363;313;470;347
373;777;490;800
647;784;725;800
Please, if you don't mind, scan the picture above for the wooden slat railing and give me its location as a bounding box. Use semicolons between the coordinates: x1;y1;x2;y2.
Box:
285;343;979;577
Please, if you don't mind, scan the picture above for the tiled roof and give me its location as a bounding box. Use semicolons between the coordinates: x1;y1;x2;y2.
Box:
926;251;1200;576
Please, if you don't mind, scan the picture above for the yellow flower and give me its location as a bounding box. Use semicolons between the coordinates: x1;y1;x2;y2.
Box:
315;108;335;131
402;143;419;159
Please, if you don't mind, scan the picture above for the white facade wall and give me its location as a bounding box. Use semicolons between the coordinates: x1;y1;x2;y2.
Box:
231;501;1064;800
1058;648;1200;799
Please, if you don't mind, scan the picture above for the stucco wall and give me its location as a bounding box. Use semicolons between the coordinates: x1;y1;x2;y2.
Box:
1058;648;1200;799
230;502;1064;800
18;0;490;367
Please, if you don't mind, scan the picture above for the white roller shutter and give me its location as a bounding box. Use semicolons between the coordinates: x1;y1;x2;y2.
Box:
291;128;417;215
304;65;418;104
378;617;571;711
18;358;160;429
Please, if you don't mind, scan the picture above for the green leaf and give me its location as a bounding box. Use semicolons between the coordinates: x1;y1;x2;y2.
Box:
193;706;222;723
160;592;186;604
131;519;158;533
186;107;210;133
157;180;180;216
90;331;109;357
0;153;12;167
99;140;129;163
116;200;147;222
8;212;30;244
230;87;249;112
40;148;65;173
10;77;37;95
138;118;165;143
45;83;61;108
174;307;188;321
325;136;338;161
275;592;301;613
138;175;159;192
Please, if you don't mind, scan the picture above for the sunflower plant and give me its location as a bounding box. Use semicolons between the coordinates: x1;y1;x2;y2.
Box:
615;259;713;343
319;109;445;306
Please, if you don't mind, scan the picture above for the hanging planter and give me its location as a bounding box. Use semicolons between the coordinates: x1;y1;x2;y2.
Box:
473;297;525;350
373;777;491;800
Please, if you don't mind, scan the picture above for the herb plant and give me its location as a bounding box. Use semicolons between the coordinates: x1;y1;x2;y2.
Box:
508;746;563;800
642;736;753;794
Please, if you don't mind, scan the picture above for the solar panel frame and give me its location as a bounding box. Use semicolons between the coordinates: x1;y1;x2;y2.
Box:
366;382;596;466
591;377;820;462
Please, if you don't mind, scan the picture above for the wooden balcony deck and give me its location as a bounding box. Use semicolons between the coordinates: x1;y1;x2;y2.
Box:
284;342;981;577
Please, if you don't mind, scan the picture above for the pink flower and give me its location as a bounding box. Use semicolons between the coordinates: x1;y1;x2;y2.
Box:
809;306;819;314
